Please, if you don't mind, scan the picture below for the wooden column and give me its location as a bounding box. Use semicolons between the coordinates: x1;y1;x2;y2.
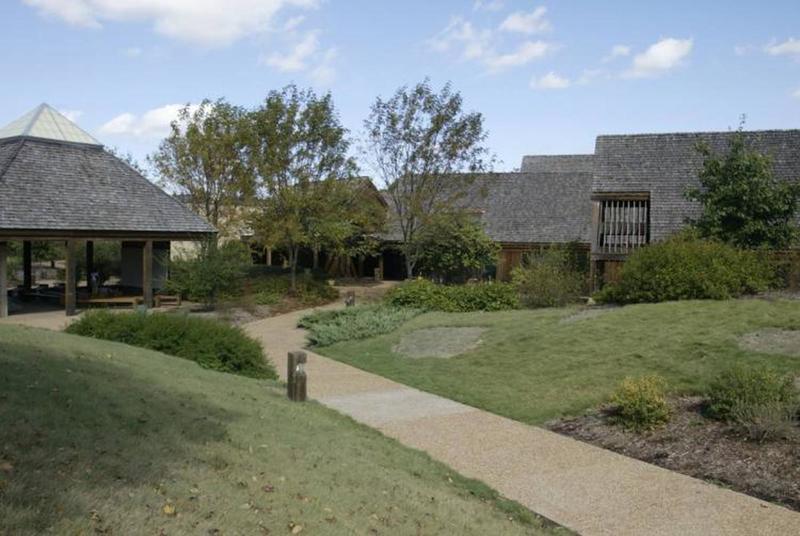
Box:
265;246;272;267
85;240;94;292
312;246;319;270
142;240;153;308
23;240;33;291
0;242;8;318
65;240;77;316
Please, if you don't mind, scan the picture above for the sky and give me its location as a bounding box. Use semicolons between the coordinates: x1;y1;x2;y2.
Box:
0;0;798;173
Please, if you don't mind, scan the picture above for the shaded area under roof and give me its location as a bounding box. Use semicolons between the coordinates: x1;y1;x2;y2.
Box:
0;103;101;146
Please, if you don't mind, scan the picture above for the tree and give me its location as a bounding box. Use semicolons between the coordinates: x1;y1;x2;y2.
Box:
149;99;253;235
414;212;498;282
247;86;358;290
166;240;252;308
687;124;800;249
364;79;493;278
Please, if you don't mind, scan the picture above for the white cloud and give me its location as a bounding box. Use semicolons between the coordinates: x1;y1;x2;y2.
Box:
123;46;142;58
23;0;318;47
429;17;555;72
765;38;800;58
530;72;570;90
283;15;305;32
602;44;630;62
99;104;196;138
624;37;693;78
499;7;550;35
59;109;84;122
485;40;555;71
309;48;337;85
473;0;504;11
262;30;319;71
794;88;800;99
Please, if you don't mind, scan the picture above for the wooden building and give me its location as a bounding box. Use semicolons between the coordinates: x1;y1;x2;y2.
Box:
0;104;214;317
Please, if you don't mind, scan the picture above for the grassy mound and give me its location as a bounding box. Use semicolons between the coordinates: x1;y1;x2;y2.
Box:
0;324;561;535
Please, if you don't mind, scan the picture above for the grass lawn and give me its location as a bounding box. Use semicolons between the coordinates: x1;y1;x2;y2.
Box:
0;325;564;535
316;299;800;425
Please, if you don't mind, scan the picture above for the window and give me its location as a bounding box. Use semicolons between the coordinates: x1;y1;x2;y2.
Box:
594;197;649;254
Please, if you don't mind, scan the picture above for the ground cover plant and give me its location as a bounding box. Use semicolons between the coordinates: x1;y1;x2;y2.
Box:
385;278;519;312
65;310;275;379
595;233;773;304
512;246;587;308
610;376;671;431
299;304;421;346
0;324;565;535
316;299;800;425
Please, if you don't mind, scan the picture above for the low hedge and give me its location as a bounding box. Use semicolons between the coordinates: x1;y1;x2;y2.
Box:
299;305;421;346
385;279;519;312
66;311;275;379
596;234;774;304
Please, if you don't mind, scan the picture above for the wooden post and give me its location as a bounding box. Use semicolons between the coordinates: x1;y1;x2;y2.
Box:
345;290;356;307
85;240;94;293
22;240;33;291
142;240;153;308
265;246;272;267
65;240;77;316
0;242;8;318
287;351;307;402
312;246;319;270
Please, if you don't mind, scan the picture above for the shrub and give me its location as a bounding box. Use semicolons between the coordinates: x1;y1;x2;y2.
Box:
66;310;275;379
413;212;499;283
707;365;798;422
299;305;422;346
610;375;671;431
512;246;586;308
166;241;252;307
730;400;798;442
595;233;774;304
385;279;519;312
249;273;338;306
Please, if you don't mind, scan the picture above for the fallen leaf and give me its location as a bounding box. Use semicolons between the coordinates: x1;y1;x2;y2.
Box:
261;484;275;493
162;503;176;516
290;524;304;534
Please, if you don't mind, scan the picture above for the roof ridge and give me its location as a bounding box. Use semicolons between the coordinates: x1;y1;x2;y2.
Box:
22;104;47;137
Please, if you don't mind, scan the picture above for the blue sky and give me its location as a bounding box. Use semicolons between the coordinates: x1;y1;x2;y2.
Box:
0;0;798;172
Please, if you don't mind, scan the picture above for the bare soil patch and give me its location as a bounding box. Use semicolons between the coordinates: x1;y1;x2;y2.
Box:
548;397;800;511
739;328;800;357
393;327;486;359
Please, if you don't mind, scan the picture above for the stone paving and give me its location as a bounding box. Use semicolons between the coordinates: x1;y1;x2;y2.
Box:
244;305;800;536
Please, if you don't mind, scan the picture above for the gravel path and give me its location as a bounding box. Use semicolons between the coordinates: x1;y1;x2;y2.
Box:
244;304;800;536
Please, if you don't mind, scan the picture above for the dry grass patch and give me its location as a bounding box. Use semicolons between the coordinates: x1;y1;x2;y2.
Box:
739;328;800;357
393;327;486;359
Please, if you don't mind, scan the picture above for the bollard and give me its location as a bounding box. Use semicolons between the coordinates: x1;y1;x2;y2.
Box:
287;351;307;402
345;290;356;307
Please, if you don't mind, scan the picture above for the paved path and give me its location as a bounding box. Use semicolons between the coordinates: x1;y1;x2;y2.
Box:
244;306;800;536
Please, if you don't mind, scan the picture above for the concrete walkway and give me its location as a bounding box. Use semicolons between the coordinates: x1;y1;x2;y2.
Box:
244;306;800;536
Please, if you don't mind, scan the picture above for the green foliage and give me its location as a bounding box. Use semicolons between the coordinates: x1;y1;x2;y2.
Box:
365;79;493;278
246;85;362;289
687;127;800;249
299;305;422;347
166;241;252;307
78;241;121;284
414;212;498;283
707;365;798;422
149;99;254;233
729;400;798;442
611;376;672;432
512;246;587;308
247;272;339;306
66;310;274;379
385;279;519;312
595;233;774;304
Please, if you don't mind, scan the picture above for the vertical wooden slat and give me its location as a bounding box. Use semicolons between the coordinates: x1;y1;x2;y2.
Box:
23;240;32;291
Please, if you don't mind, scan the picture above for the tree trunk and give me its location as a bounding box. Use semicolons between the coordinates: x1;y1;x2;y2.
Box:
289;246;299;292
405;257;414;280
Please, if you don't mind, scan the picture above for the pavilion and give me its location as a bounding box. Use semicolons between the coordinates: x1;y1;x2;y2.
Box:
0;104;214;317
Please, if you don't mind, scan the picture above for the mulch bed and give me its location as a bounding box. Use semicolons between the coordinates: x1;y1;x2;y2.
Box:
547;397;800;512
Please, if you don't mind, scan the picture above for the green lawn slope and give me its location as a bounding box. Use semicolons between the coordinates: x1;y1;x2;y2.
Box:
0;324;563;535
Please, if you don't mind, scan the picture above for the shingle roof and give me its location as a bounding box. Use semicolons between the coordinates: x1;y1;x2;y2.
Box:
593;129;800;240
520;154;594;174
383;172;592;244
0;137;215;237
0;104;101;146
